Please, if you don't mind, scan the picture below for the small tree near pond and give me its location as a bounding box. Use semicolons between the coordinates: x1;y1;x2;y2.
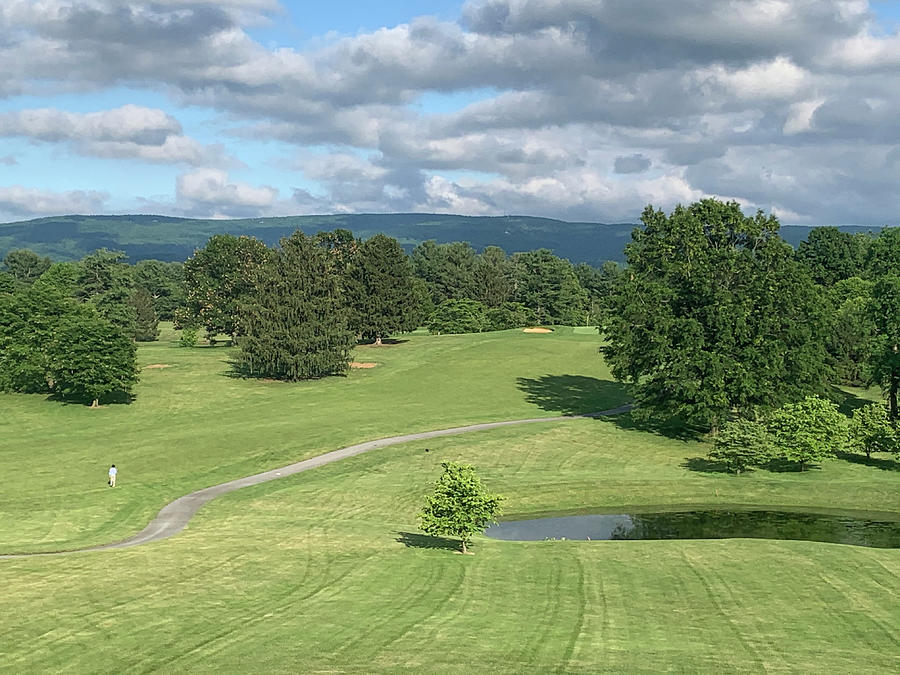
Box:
707;419;772;473
848;403;897;460
767;395;847;471
419;462;503;554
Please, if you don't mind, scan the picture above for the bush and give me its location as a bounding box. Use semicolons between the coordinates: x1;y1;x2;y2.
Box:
484;302;534;331
767;395;847;470
707;419;772;473
848;403;897;459
427;299;487;335
179;326;199;348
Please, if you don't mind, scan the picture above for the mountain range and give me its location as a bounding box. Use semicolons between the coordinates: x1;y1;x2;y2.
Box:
0;213;886;266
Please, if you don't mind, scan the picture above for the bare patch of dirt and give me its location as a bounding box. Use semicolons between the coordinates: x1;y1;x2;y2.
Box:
523;327;553;333
350;362;377;369
143;364;172;369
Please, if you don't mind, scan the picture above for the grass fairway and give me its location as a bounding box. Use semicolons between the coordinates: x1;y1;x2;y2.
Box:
2;328;899;672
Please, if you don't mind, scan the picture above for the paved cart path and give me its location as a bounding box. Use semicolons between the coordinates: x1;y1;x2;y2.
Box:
0;406;632;559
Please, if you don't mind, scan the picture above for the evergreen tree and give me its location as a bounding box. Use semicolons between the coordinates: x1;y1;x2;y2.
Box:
869;275;900;422
183;234;271;339
348;234;419;344
236;231;355;381
601;199;830;431
419;461;503;555
473;246;512;308
511;249;588;325
75;249;136;333
48;312;139;408
132;260;185;320
129;287;160;342
412;240;477;304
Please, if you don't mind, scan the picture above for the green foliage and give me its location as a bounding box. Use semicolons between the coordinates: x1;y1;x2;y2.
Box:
76;249;136;332
129;287;160;342
419;461;503;554
707;419;772;473
847;403;897;459
0;271;14;294
35;261;80;296
868;275;900;421
796;227;869;286
412;240;478;305
485;302;534;331
473;246;512;308
826;278;874;385
179;326;199;348
865;227;900;279
236;231;355;381
767;396;847;470
183;234;271;338
2;249;51;284
347;234;419;343
132;260;185;320
47;312;139;407
510;249;588;325
427;298;487;334
601;199;830;431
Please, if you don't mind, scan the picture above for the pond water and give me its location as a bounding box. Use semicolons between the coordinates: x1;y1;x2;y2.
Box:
484;509;900;548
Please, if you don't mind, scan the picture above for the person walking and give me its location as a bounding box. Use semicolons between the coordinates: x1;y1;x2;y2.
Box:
108;464;117;488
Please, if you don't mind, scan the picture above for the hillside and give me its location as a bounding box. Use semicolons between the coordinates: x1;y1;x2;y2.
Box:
0;213;885;265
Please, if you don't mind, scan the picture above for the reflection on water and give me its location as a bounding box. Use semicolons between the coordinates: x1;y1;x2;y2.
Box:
484;510;900;548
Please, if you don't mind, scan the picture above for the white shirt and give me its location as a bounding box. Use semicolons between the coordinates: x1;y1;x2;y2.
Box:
109;466;117;477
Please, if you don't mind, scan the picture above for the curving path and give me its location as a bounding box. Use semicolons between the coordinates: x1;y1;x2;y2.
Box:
0;406;632;559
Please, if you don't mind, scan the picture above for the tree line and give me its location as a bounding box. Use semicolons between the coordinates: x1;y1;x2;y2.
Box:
598;198;900;465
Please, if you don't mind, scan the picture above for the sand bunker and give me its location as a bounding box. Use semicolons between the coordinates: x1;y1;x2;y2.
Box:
143;364;172;369
523;327;553;333
350;362;377;369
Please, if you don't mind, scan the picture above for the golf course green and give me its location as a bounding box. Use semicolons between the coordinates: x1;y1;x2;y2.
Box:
1;326;898;672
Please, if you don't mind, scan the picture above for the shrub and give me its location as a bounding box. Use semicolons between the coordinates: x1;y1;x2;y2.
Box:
427;299;487;335
707;419;772;473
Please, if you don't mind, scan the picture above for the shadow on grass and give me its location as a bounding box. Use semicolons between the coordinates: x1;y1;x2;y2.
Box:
222;358;349;380
395;532;461;552
358;338;410;346
837;452;900;472
516;374;628;416
681;457;734;474
832;386;878;417
601;411;705;441
48;390;135;406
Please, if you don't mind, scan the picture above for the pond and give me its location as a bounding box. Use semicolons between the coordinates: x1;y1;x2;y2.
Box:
484;508;900;548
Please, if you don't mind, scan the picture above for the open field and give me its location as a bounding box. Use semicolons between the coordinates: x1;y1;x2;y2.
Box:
1;328;898;672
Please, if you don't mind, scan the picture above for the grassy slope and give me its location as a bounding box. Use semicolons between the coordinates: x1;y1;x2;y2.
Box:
1;329;898;672
0;325;625;553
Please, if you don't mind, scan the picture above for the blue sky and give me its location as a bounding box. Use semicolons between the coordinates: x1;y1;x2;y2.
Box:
1;1;899;224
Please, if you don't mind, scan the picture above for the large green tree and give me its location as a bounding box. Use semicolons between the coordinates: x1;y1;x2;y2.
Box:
419;461;503;555
236;231;355;381
796;227;869;286
847;403;897;460
129;287;160;342
75;249;136;332
347;234;419;345
866;227;900;279
826;277;874;385
869;275;900;421
182;234;271;339
510;249;587;325
132;260;185;320
48;312;139;408
412;240;478;305
601;199;830;431
2;249;51;285
473;246;512;308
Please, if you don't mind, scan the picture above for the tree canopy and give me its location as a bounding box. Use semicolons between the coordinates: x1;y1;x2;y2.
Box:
600;199;830;431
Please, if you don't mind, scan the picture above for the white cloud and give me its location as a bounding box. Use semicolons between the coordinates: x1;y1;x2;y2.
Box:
0;185;107;220
176;168;277;217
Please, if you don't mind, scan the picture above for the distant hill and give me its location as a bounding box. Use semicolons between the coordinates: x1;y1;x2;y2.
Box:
0;213;886;266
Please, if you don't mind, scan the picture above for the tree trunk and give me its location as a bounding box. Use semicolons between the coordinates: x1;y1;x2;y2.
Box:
375;335;383;346
91;398;99;408
890;375;898;425
461;539;467;555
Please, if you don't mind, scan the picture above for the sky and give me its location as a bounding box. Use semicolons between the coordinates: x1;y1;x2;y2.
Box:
1;0;900;224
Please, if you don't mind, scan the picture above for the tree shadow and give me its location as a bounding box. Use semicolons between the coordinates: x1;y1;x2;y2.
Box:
681;457;734;474
832;386;879;417
395;531;461;552
836;452;900;472
516;374;629;416
358;338;409;346
47;390;135;406
603;411;705;441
